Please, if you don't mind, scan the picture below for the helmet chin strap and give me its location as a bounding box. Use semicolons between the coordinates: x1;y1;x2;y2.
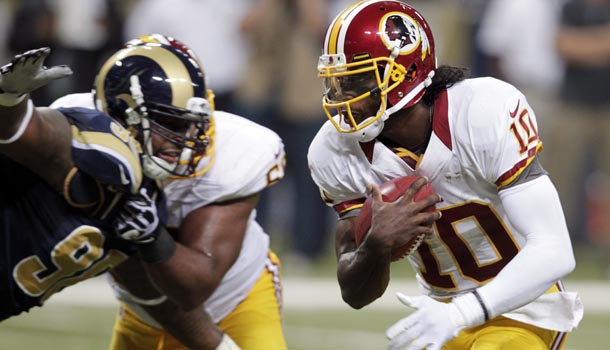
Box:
348;112;389;143
349;69;436;143
142;155;172;180
386;70;435;115
141;133;192;180
346;42;436;144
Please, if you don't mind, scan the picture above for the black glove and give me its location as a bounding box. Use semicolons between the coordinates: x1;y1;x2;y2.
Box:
114;187;160;244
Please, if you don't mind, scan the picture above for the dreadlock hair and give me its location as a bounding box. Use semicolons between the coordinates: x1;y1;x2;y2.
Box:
422;65;469;106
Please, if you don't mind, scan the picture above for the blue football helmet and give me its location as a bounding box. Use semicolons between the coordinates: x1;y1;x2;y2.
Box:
94;41;214;179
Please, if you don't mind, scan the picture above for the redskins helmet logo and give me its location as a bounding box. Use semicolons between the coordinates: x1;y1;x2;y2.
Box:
380;12;430;59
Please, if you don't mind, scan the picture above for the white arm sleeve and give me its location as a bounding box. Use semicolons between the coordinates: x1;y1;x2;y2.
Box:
476;175;575;318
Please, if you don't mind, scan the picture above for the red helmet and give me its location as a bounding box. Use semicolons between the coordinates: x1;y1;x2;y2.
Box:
125;34;202;66
318;0;436;141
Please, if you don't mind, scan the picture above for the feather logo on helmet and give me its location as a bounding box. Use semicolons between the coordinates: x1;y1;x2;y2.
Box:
380;13;431;61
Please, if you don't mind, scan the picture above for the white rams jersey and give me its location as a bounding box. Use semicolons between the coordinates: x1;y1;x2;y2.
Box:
51;93;285;324
309;78;575;323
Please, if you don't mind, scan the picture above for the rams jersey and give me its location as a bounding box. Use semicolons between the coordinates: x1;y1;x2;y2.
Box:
0;107;163;321
308;77;577;328
51;93;285;325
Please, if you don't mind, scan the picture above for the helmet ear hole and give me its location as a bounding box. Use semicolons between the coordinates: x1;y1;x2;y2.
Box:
405;63;417;82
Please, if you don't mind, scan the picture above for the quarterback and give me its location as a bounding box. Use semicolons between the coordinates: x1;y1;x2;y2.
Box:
52;35;287;350
308;1;583;349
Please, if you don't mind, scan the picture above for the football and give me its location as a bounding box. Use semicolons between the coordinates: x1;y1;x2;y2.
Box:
354;176;436;261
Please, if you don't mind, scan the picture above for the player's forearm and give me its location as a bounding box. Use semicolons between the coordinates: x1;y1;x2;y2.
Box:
144;300;223;350
335;218;392;308
477;236;574;319
337;246;392;309
0;103;73;192
0;48;74;191
144;243;223;310
477;176;575;319
0;96;29;139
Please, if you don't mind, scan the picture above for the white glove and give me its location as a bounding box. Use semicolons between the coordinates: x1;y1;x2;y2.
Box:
215;333;241;350
0;47;72;106
114;187;160;243
386;292;481;350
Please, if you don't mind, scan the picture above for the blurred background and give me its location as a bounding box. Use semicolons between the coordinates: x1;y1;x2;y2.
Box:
0;0;609;349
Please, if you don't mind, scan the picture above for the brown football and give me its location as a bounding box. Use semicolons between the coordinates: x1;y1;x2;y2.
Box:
354;176;436;261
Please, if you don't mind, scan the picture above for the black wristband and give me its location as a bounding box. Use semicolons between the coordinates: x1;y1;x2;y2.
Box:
137;226;176;263
472;290;490;321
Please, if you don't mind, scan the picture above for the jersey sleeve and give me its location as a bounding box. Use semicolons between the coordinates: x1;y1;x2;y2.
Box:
308;123;368;216
163;113;286;223
454;79;543;189
58;107;144;221
211;131;285;202
51;95;143;195
62;107;144;194
49;92;96;109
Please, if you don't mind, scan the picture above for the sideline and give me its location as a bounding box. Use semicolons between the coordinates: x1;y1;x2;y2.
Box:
48;276;609;313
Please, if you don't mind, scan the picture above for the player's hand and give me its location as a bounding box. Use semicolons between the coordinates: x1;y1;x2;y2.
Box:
386;293;464;350
114;187;160;244
368;178;441;252
0;48;72;106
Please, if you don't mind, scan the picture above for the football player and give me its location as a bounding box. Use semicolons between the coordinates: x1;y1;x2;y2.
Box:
0;47;234;349
307;1;583;349
51;35;287;350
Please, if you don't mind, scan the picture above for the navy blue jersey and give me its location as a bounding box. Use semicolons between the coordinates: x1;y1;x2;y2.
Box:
0;107;165;320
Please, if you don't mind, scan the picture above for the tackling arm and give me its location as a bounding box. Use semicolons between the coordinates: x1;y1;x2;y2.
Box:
0;48;74;192
142;193;258;310
145;301;224;350
0;104;74;192
110;258;228;350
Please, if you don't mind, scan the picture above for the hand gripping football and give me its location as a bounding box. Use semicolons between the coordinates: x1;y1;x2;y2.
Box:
354;176;436;261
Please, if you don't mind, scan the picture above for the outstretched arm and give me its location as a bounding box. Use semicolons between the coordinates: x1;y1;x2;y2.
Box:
142;193;258;310
0;48;73;192
114;190;259;310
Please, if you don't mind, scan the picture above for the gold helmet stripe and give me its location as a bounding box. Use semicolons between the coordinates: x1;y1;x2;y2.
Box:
96;45;195;113
327;0;389;54
325;0;365;54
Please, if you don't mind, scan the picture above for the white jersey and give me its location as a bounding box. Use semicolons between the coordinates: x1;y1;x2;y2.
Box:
51;93;285;324
308;77;578;329
160;110;284;323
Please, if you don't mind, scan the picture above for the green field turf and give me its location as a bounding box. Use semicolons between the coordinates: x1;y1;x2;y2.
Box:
0;300;605;350
0;244;606;350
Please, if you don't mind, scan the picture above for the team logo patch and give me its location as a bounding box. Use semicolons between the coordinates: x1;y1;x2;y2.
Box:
380;12;430;59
